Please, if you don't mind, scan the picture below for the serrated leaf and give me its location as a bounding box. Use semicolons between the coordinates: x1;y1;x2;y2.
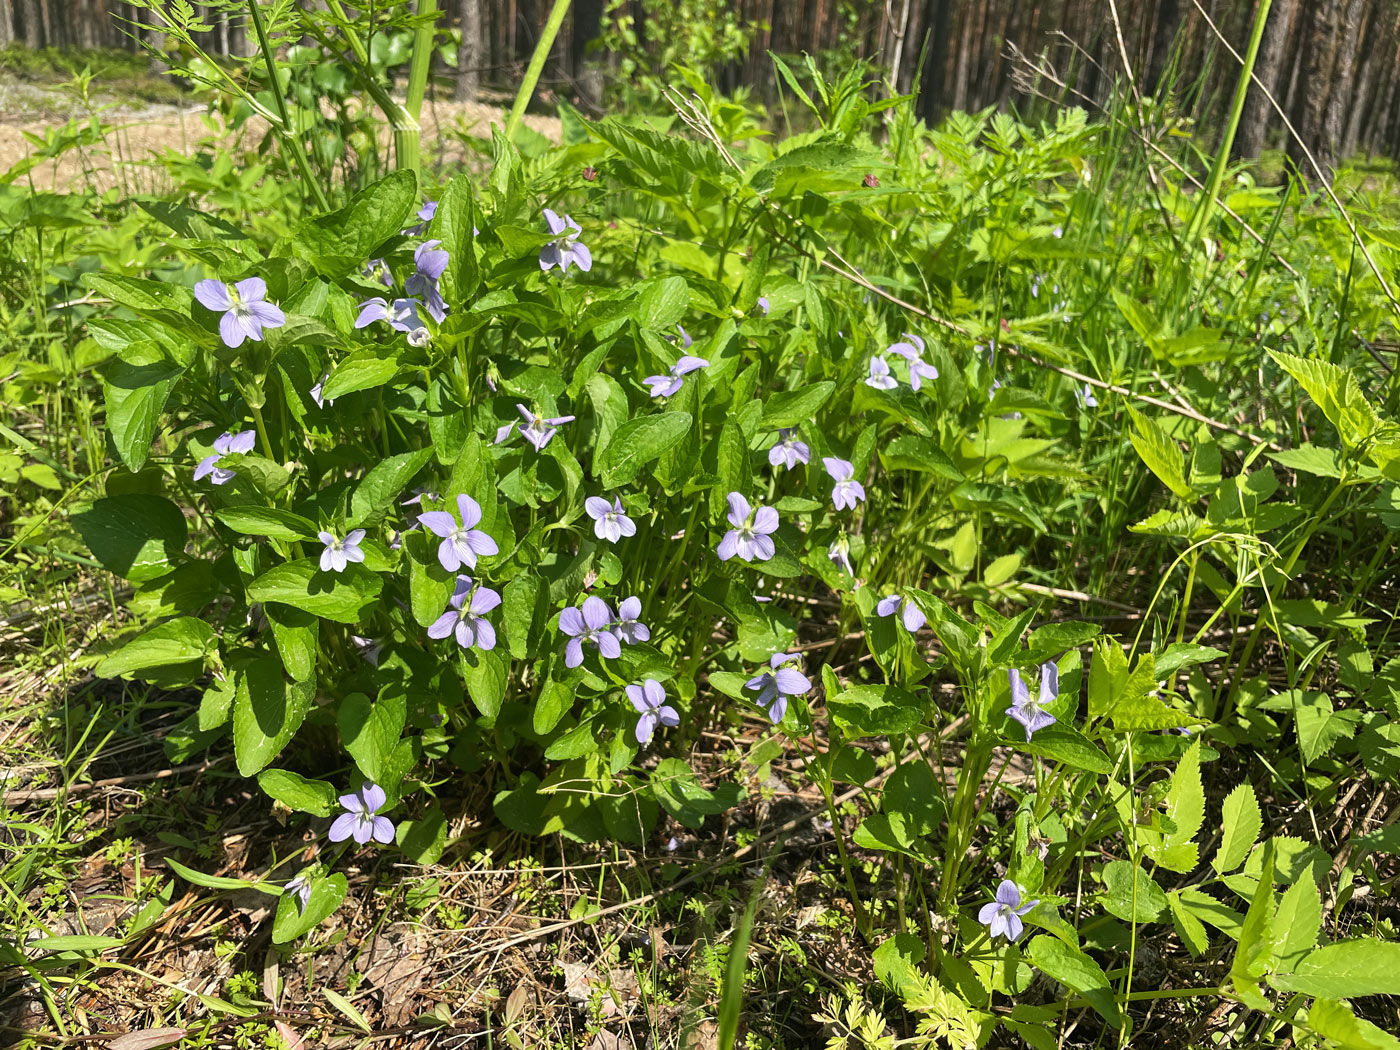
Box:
1271;940;1400;998
1214;782;1262;875
1153;738;1204;872
1127;407;1193;500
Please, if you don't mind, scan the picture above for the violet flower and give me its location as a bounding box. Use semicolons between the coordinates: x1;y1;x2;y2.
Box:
643;356;709;399
755;296;770;316
351;635;384;667
194;277;286;349
362;258;393;287
828;535;853;575
876;593;927;632
768;428;810;471
310;374;333;409
745;653;811;724
418;494;499;572
1007;662;1059;740
497;404;575;451
585;495;636;543
559;596;620;667
404;199;436;236
887;334;939;392
404;239;449;322
978;880;1037;942
284;871;313;913
193;429;256;485
716;493;779;563
1075;383;1098;408
539;209;592;273
318;529;366;573
865;355;898;390
328;782;395;845
427;574;501;651
355;296;426;332
665;324;693;349
823;457;865;511
627;678;679;744
613;596;650;645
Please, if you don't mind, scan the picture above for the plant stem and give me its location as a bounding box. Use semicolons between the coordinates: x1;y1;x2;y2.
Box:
398;0;441;174
505;0;572;142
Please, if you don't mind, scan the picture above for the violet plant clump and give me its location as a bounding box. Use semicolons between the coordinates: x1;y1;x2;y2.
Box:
418;495;499;572
328;783;395;845
560;596;621;667
716;493;779;563
194;277;286;348
627;679;679;744
745;653;811;724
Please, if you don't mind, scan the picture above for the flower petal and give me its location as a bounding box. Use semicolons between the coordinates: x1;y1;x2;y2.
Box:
642;678;666;709
194;279;233;311
427;610;457;639
751;506;779;535
565;636;584;667
328;813;358;842
234;276;268;303
596;631;621;659
416;511;456;538
371;816;396;844
625;683;647;713
359;782;387;813
559;606;586;636
582;595;612;631
725;492;751;527
584;496;611;520
1039;661;1060;705
635;711;657;744
456;494;482;529
716;530;739;561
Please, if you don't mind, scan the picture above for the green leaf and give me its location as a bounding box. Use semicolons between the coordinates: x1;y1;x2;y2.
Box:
428;173;479;304
1099;860;1166;923
350;448;434;528
1272;874;1321;972
1306;999;1400;1050
320;349;403;401
72;494;189;582
291;169;417;277
29;935;126;953
257;769;336;816
95;617;217;686
872;933;926;995
1026;936;1122;1028
1269;444;1346;479
246;559;381;623
634;275;690;330
165;856;267;891
103;359;180;472
1018;724;1113;774
827;684;923;737
1152;643;1226;678
1127;407;1193;500
1167;890;1210;957
532;679;572;735
1270;349;1383;452
231;656;313;776
1152;738;1204;872
272;873;347;943
1294;692;1359;763
651;757;742;829
264;603;318;682
1271;940;1400;998
1214;782;1262;875
1231;841;1275;993
395;806;448;865
597;412;693;488
215;506;317;541
464;648;507;720
338;692;406;783
503;572;542;660
878;434;963;480
760;382;835;430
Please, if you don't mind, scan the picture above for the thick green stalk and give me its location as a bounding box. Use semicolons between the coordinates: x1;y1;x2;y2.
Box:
246;0;331;211
324;0;423;172
398;0;441;174
505;0;572;141
1184;0;1273;251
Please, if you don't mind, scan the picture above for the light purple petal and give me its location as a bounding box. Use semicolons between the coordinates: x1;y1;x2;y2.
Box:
226;430;256;454
643;375;676;398
565;636;585;667
543;208;565;235
359;782;386;813
470;586;503;615
585;497;611;520
988;912;1010;940
674;356;709;376
751;506;779;535
355;298;388;328
194;279;232;311
725;492;751;527
1004;913;1025;942
767;695;788;724
234;276;267;303
582;596;611;631
618;596;641;621
626;683;647;713
658;705;679;728
427;610;458;639
642;678;666;709
902;602;927;632
635;711;658;743
437;538;462;572
876;595;901;617
194;453;220;481
774;667;810;695
465;529;499;557
596;631;621;659
218;311;246;348
559;606;586;637
328;813;358;842
246;300;286;329
748;533;775;561
370;816;395;844
418;511;456;538
338;790;365;813
572;242;592;272
978;901;1001;926
1008;668;1031;708
1040;661;1060;705
456;494;483;530
994;880;1022;907
717;530;739;561
823;457;853;482
344;529;365;546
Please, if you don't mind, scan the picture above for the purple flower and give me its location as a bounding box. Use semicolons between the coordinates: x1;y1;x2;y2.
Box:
627;678;679;744
406;326;431;347
310;374;333;409
497;404;575;451
767;428;810;471
404;199;437;236
559;596;620;667
643;356;709;399
193;429;256;485
351;635;384;667
194;277;286;349
1075;383;1098;409
427;574;501;650
363;258;393;287
585;495;636;543
755;296;770;316
876;594;926;632
404;239;449;322
978;880;1037;942
284;871;313;913
328;782;395;845
418;494;499;572
665;324;693;349
318;529;366;573
745;653;811;724
888;334;939;392
355;296;426;332
539;209;592;273
613;596;650;645
828;535;853;575
716;493;779;563
823;457;865;511
865;355;898;390
1007;662;1059;740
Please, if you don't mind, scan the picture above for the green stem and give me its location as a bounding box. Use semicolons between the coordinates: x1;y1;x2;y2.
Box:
324;0;424;171
398;0;441;174
1184;0;1272;252
245;0;331;211
505;0;572;141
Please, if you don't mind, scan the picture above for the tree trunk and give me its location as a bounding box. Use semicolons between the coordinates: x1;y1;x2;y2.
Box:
456;0;480;101
1235;0;1297;157
1289;0;1342;173
1322;0;1364;163
570;0;603;110
0;0;14;48
1149;0;1182;92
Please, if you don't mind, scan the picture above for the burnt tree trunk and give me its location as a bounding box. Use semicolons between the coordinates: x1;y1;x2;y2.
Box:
456;0;480;101
1322;0;1364;161
1236;0;1297;157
